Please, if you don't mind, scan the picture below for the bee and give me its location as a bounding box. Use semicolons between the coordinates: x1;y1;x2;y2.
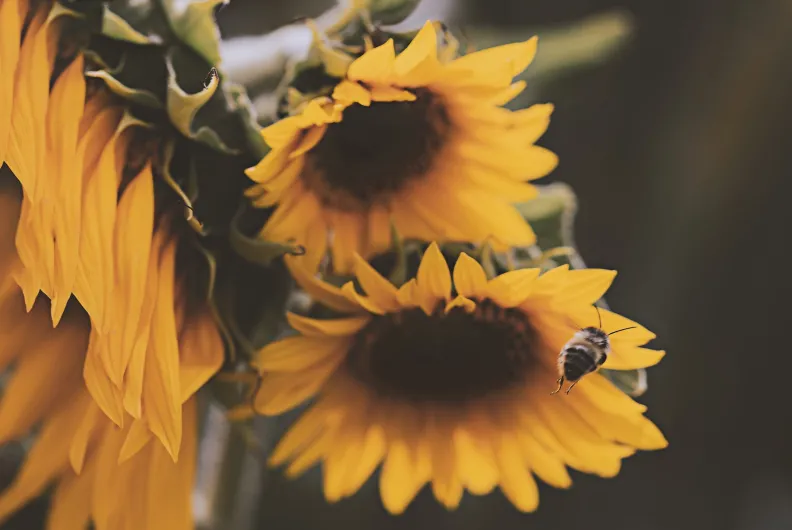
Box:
551;307;635;395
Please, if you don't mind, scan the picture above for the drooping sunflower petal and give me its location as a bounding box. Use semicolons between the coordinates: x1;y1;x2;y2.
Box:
0;391;91;521
142;238;183;461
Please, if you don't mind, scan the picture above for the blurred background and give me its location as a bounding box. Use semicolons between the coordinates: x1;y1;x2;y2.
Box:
5;0;792;528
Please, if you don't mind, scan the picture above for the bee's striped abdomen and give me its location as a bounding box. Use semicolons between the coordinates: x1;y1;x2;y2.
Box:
562;346;599;382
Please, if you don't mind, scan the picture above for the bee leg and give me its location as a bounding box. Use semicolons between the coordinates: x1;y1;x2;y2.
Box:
565;380;578;395
550;376;564;395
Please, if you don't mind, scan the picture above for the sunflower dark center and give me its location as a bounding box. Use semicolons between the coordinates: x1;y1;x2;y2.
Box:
303;88;450;211
345;299;540;403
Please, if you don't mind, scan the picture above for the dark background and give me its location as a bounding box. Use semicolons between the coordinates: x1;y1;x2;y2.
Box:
4;0;792;528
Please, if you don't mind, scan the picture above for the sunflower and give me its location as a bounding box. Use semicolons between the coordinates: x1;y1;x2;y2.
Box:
0;1;223;527
245;21;558;273
253;242;667;514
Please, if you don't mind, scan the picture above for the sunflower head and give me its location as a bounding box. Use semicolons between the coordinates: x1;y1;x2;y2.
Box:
246;20;558;274
253;242;667;514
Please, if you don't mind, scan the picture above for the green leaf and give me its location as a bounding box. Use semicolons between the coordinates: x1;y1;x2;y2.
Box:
85;67;164;109
101;5;152;44
601;368;647;398
224;83;268;160
192;242;238;363
517;182;578;252
229;208;306;266
165;57;234;153
160;0;228;65
369;0;422;25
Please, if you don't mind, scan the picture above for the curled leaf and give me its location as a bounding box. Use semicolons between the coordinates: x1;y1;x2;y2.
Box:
101;6;151;44
601;368;648;398
161;0;229;65
166;59;237;153
86;68;163;109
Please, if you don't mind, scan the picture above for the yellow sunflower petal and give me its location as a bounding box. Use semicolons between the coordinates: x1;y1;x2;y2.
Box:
342;424;386;497
341;281;389;315
284;255;361;313
448;37;538;80
379;440;431;515
118;419;153;463
453;427;498;495
332;80;372;106
91;422;130;529
0;392;90;521
122;225;167;419
290;125;328;158
245;144;293;184
84;330;125;427
260;116;303;149
178;310;224;403
453;253;488;299
0;320;86;443
486;268;540;307
604;346;665;370
142;238;183;462
534;397;630;478
517;430;572;489
0;0;26;162
520;146;560;180
488;80;526;106
395;278;419;308
548;268;617;307
347;38;396;84
353;253;401;311
47;458;96;530
73;107;122;332
69;401;102;474
567;393;667;450
285;428;336;478
269;405;331;466
145;398;196;530
393;21;441;86
415;242;451;314
445;295;476;314
49;55;86;325
368;85;416;102
255;335;350;372
495;432;539;512
109;164;154;384
429;423;464;509
5;9;49;201
254;355;345;415
287;312;370;338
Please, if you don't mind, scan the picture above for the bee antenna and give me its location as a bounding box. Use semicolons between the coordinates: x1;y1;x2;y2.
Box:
595;305;602;329
608;326;637;336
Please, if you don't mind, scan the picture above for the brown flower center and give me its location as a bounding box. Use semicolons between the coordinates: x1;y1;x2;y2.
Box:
302;88;451;212
345;299;540;403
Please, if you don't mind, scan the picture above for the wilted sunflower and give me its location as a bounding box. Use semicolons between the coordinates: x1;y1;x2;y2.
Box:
253;242;667;514
245;21;558;273
0;1;223;527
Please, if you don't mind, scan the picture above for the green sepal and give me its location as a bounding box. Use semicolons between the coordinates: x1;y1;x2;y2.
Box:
85;65;163;109
368;0;422;25
160;0;228;65
78;0;261;155
100;6;150;44
229;206;306;267
190;242;239;364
